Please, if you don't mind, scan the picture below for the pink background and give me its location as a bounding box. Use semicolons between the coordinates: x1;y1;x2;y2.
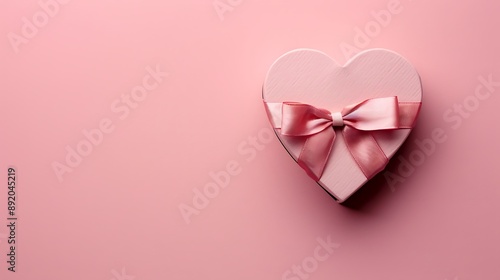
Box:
1;0;499;279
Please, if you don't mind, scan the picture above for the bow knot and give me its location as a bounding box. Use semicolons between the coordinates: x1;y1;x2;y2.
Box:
331;112;344;127
264;97;421;181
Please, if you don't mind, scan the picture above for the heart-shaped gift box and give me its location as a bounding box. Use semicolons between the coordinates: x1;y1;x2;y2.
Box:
262;49;422;202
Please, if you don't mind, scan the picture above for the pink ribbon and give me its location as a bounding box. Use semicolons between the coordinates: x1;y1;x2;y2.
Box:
264;97;421;181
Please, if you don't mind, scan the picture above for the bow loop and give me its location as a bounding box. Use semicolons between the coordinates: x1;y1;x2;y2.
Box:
342;96;400;131
281;102;333;136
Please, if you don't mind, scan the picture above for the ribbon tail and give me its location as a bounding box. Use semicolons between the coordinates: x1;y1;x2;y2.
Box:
343;126;388;179
297;128;336;181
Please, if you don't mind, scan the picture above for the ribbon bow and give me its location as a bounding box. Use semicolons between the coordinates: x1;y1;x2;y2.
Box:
264;97;421;181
